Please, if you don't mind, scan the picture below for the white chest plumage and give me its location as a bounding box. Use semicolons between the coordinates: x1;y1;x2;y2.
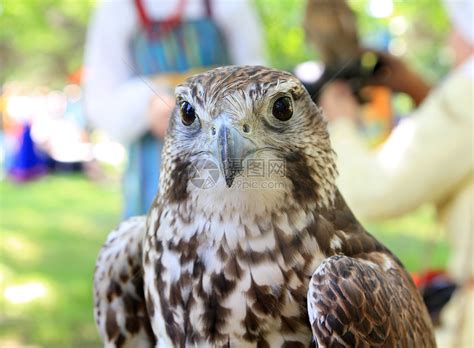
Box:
143;202;325;347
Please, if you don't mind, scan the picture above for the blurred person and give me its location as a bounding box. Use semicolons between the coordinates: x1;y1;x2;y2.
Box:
320;1;473;347
301;0;397;147
83;0;265;217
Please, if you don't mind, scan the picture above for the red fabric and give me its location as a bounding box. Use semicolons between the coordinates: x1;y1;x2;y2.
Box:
134;0;153;35
134;0;189;38
412;269;451;288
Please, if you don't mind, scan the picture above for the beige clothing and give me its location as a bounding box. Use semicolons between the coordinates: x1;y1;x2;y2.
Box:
329;58;473;347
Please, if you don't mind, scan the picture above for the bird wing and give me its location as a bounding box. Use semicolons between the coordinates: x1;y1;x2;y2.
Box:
307;253;436;348
93;216;156;348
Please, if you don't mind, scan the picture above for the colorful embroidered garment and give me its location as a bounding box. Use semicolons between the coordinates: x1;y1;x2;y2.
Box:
124;0;230;217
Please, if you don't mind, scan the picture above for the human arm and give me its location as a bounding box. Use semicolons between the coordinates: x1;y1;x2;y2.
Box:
321;72;472;221
367;51;432;106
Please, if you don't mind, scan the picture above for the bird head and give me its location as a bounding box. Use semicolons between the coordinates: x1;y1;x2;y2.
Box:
159;66;337;213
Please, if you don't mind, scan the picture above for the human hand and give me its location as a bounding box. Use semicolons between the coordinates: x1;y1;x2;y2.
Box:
319;81;359;122
147;93;175;139
366;51;431;106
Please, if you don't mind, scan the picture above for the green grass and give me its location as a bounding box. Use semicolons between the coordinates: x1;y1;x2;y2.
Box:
364;207;450;272
0;174;121;348
0;174;449;347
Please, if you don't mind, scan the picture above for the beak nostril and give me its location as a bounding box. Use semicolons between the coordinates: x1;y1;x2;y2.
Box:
242;124;250;133
211;127;216;136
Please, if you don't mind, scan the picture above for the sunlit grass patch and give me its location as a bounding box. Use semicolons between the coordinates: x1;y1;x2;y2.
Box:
4;281;48;305
1;234;41;263
0;174;121;347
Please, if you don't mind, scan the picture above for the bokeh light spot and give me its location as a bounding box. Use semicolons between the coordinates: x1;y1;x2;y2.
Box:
4;282;48;304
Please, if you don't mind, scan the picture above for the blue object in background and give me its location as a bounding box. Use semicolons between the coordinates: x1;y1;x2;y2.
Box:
8;124;47;182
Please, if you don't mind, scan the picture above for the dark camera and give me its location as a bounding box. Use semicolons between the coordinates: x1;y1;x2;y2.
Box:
295;51;385;103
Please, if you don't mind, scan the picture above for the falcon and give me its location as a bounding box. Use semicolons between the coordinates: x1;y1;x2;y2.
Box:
93;66;436;347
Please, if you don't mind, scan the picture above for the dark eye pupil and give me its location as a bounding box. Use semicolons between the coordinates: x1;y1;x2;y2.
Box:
272;97;293;121
180;102;196;126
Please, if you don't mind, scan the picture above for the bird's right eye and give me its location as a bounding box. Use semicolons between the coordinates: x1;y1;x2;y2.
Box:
272;96;293;121
180;101;196;126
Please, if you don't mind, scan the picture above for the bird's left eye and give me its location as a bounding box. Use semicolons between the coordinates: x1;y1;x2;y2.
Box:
180;101;196;126
272;96;293;121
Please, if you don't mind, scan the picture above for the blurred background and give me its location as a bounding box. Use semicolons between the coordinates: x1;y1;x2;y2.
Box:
0;0;457;347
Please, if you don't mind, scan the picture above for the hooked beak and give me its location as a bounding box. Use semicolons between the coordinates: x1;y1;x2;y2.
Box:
217;124;256;188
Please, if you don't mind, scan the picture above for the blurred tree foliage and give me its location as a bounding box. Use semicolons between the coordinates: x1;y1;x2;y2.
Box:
349;0;450;82
256;0;450;82
255;0;314;70
1;0;450;86
0;0;95;87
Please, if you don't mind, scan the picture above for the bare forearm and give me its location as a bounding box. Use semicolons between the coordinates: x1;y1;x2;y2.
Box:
401;73;432;106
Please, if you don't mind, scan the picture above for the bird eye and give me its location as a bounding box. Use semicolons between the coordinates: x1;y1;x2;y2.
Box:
272;96;293;121
180;101;196;126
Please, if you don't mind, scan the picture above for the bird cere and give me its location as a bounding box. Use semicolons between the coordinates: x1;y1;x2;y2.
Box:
93;66;436;347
